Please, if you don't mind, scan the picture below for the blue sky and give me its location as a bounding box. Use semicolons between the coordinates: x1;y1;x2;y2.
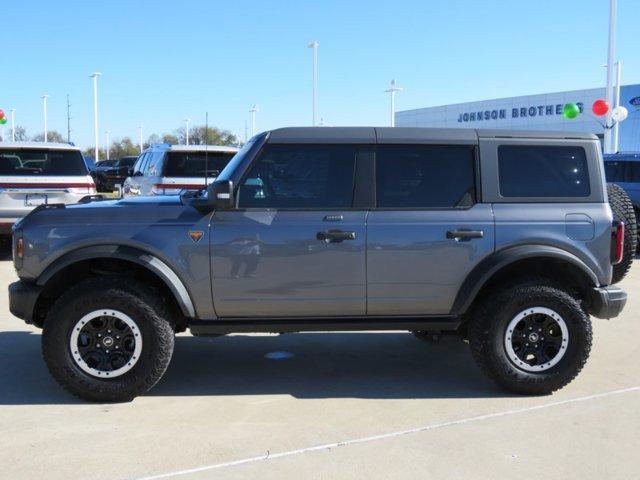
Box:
1;0;638;149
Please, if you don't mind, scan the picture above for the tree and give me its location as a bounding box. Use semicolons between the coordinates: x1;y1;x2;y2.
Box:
161;133;179;145
32;130;65;143
12;126;28;141
110;137;140;159
176;125;239;146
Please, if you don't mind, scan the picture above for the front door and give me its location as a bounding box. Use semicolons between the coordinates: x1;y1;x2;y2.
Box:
367;143;495;315
210;144;366;317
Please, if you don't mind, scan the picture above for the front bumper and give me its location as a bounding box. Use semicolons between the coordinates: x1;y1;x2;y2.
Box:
9;280;42;325
589;285;627;319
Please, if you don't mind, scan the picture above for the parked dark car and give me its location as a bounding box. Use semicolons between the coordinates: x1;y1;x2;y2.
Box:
94;156;138;192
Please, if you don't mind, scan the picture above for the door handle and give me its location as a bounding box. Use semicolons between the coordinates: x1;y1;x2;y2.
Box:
316;229;357;243
446;229;484;241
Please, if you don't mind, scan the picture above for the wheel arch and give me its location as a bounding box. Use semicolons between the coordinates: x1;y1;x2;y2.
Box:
451;245;599;316
34;245;196;326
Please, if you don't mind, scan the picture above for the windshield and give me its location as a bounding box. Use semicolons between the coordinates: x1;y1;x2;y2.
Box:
118;157;137;167
0;149;88;176
163;151;235;177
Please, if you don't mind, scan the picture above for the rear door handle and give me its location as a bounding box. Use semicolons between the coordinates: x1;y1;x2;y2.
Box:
446;229;484;241
317;229;357;243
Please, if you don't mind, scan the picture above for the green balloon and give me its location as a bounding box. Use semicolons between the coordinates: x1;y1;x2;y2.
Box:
0;117;7;125
563;103;580;119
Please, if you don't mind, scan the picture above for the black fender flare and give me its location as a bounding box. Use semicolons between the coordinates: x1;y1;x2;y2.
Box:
36;245;196;318
450;245;599;316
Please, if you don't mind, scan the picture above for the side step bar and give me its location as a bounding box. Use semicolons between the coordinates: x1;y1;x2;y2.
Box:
188;316;461;335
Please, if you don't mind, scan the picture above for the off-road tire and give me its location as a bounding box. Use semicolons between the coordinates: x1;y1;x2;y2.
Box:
469;280;592;395
607;183;637;283
42;276;175;402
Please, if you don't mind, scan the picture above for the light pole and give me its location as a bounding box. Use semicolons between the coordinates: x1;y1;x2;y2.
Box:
604;0;616;154
613;60;622;153
184;118;191;145
249;105;259;136
90;72;102;160
138;126;143;153
41;94;49;142
105;130;110;160
10;109;16;142
385;79;403;127
308;41;319;126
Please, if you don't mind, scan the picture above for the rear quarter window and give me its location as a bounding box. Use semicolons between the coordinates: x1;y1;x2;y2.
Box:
498;145;590;197
163;152;235;178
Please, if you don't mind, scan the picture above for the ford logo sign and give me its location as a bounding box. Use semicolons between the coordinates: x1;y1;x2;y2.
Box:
629;96;640;107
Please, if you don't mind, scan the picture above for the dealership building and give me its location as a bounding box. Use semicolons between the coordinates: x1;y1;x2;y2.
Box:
396;84;640;152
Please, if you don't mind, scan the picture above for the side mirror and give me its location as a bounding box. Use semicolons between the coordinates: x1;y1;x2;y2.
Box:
189;180;234;212
208;180;235;209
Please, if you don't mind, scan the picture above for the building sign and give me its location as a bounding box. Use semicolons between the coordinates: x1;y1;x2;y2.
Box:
457;102;584;123
629;96;640;107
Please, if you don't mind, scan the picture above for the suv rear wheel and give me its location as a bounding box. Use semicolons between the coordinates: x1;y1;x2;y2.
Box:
469;280;592;395
42;277;175;402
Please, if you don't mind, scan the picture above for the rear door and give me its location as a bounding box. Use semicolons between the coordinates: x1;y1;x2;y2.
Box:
210;143;367;317
0;147;94;223
367;144;495;315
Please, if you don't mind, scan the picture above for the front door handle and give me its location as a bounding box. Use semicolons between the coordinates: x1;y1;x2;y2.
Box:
446;229;484;241
317;229;357;243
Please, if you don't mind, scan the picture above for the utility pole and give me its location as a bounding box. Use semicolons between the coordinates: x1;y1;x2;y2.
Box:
308;41;319;126
41;94;49;142
385;79;403;127
105;130;111;160
90;72;102;160
613;60;622;153
66;94;72;143
604;0;616;154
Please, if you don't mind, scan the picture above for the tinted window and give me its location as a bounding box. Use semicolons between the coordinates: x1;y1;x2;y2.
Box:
376;145;476;208
0;149;88;176
118;157;137;167
163;152;235;178
145;152;164;176
605;161;626;182
238;145;356;209
498;145;590;197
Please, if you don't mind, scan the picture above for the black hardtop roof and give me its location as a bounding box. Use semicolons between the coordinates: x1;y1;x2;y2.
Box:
266;127;598;144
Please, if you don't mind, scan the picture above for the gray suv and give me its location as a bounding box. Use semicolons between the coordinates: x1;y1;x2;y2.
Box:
8;127;629;402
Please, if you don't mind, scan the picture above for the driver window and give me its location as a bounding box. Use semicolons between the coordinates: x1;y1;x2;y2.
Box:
238;145;357;209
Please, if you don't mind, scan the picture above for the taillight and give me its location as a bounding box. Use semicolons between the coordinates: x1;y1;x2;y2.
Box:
612;220;624;265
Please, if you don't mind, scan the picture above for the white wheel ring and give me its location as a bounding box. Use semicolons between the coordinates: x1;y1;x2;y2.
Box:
69;309;143;378
504;306;569;373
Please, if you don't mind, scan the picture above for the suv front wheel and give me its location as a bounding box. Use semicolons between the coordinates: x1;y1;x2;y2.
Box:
469;280;592;395
42;277;175;402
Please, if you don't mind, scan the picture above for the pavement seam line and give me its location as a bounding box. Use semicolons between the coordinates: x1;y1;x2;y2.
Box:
134;385;640;480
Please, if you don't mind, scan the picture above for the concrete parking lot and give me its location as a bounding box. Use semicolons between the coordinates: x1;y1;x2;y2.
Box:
0;247;638;480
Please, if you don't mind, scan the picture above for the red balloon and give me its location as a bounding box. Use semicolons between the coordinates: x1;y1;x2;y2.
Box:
592;99;609;116
0;109;5;119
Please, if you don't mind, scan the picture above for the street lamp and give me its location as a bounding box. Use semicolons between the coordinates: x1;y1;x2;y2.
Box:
90;72;102;160
184;118;191;145
249;105;259;136
308;41;319;126
138;126;143;153
41;94;49;142
105;130;110;160
10;109;15;142
385;79;403;127
604;0;616;154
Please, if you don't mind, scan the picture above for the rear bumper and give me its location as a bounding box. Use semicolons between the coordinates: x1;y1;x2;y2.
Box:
589;285;627;319
8;280;42;325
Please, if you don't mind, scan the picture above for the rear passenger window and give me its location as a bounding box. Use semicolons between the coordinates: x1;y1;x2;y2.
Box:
498;146;590;197
376;145;476;208
605;161;627;182
238;145;357;209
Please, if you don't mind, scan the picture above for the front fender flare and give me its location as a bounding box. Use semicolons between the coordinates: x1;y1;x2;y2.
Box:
450;245;599;316
37;245;196;318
